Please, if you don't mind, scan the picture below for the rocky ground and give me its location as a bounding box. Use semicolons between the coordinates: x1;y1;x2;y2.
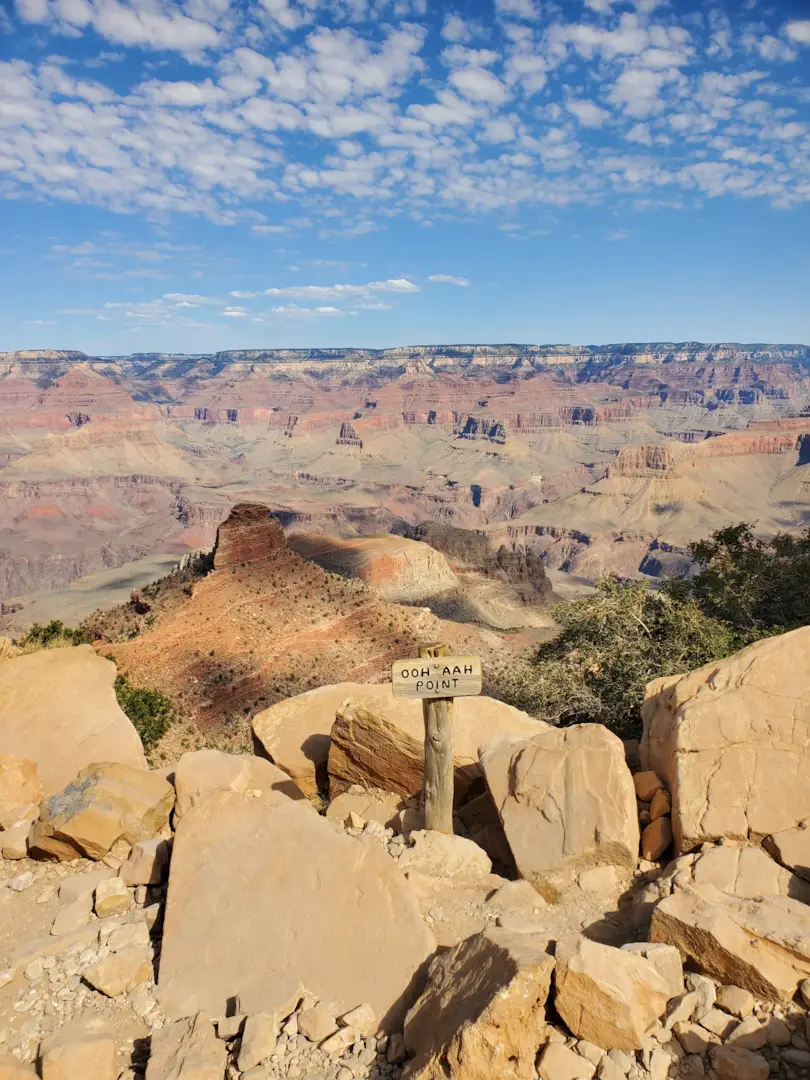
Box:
0;621;810;1079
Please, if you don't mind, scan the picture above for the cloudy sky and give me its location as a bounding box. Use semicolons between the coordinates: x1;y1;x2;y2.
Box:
1;0;809;353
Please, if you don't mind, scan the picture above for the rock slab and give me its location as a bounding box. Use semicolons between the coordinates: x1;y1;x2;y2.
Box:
403;927;554;1080
172;748;307;820
641;627;810;853
157;789;434;1029
480;725;639;900
0;646;146;796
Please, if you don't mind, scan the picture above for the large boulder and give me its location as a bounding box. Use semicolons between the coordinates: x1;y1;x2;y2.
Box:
172;749;307;820
157;789;434;1029
402;927;555;1080
0;755;43;829
145;1015;225;1080
649;884;810;1002
553;936;674;1051
764;825;810;882
690;843;810;902
479;725;639;900
329;694;540;802
28;763;175;861
641;627;810;853
0;647;146;797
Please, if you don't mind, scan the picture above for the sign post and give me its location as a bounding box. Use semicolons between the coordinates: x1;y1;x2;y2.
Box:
391;645;483;835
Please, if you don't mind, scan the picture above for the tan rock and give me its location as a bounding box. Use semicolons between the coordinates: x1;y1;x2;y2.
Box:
398;831;492;879
0;1054;36;1079
641;627;810;853
39;1024;118;1080
331;694;541;802
619;943;683;998
674;1022;719;1054
59;868;116;905
537;1043;596;1080
649;884;810;1001
480;725;639;901
699;1007;737;1038
715;985;755;1019
341;1004;376;1037
119;838;171;887
0;636;20;663
554;936;673;1051
763;824;810;882
145;1015;226;1080
650;789;671;821
710;1046;769;1080
28;762;175;861
727;1016;767;1051
298;1005;337;1043
237;1014;279;1071
83;944;152;997
172;748;307;820
0;647;146;797
94;878;132;918
641;818;672;861
634;772;664;801
325;789;404;830
157;789;434;1029
1;821;31;859
0;755;42;829
403;927;555;1080
690;844;810;902
51;896;92;936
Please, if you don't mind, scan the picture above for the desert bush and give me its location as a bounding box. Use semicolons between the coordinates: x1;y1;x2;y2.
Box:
113;673;173;751
489;524;810;739
15;620;92;652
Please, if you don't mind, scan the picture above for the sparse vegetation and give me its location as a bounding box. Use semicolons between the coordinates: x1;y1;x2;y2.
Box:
113;673;174;752
489;524;810;740
14;620;92;652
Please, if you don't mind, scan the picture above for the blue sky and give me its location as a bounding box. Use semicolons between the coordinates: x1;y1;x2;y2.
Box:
1;0;809;353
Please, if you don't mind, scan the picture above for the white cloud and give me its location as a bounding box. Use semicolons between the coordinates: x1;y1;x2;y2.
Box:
786;20;810;45
427;274;470;286
567;99;611;127
605;228;629;241
449;66;509;105
264;278;419;302
441;14;470;43
494;0;535;21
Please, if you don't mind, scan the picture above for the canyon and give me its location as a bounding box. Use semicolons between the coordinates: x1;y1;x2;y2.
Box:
0;343;809;635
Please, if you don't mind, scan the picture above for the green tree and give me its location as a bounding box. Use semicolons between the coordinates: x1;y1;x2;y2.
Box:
113;674;173;751
15;620;91;651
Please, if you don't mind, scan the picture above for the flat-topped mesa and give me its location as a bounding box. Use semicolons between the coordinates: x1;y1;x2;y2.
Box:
212;503;285;570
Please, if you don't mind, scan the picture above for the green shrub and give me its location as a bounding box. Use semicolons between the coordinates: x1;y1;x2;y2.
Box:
113;674;173;751
15;620;92;651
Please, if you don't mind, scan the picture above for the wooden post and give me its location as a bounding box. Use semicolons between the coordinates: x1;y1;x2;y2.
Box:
419;643;455;835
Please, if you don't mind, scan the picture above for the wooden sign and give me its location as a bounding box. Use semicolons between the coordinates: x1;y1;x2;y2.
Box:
391;655;482;699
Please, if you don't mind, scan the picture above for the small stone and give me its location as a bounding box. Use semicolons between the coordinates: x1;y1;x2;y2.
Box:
710;1045;769;1080
538;1042;596;1080
238;1014;279;1071
728;1016;767;1051
665;992;698;1029
597;1060;626;1080
716;986;755;1019
386;1033;406;1065
576;1041;605;1065
215;1015;245;1040
700;1008;737;1039
578;867;619;897
321;1027;356;1056
685;973;716;1019
606;1049;634;1074
94;879;131;918
641;818;672;861
349;813;365;830
800;978;810;1009
39;1027;118;1080
8;873;34;893
1;824;31;861
51;898;92;937
107;923;149;952
82;945;151;998
649;790;671;821
340;1005;376;1038
673;1022;719;1055
633;772;664;802
119;839;170;887
298;1006;338;1044
764;1017;791;1046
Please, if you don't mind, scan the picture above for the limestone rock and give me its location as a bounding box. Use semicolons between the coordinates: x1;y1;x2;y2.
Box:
330;694;541;802
0;1054;36;1079
649;884;810;1001
157;789;434;1028
59;867;115;905
554;936;673;1051
715;985;754;1019
480;725;639;900
172;748;307;820
763;824;810;882
690;844;810;902
1;821;31;860
0;755;42;829
341;1004;376;1037
83;944;152;997
39;1023;118;1080
94;877;132;918
119;838;171;887
0;647;146;797
710;1046;769;1080
641;818;672;861
325;789;404;830
237;1014;279;1071
145;1015;226;1080
641;627;810;852
28;762;175;861
403;927;555;1080
650;789;671;820
537;1043;596;1080
297;1005;337;1043
634;772;664;801
619;943;683;998
397;831;492;879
